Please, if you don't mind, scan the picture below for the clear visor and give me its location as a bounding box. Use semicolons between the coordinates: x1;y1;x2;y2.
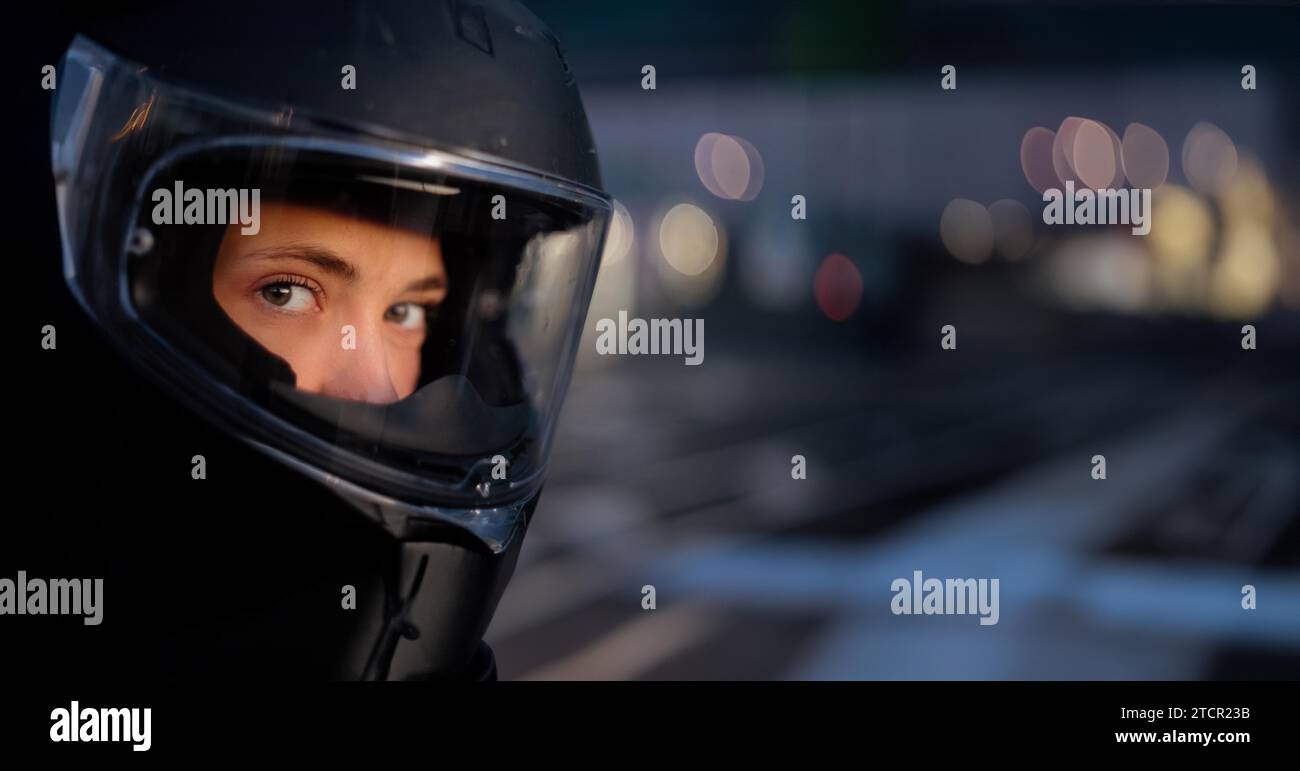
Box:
52;37;610;549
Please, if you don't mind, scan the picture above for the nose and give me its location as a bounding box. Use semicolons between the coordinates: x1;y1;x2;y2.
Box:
318;322;400;404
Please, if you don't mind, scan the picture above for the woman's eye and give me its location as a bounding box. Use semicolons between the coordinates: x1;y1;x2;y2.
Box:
259;283;317;312
385;303;426;330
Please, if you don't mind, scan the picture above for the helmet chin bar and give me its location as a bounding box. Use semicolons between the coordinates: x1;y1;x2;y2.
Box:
345;493;535;681
249;437;532;553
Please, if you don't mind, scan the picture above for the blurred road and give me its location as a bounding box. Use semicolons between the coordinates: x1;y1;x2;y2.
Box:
487;349;1300;679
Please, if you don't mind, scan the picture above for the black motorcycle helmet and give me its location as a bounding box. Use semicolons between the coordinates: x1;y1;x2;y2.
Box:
45;0;611;680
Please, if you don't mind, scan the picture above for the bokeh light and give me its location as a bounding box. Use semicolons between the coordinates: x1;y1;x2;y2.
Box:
695;132;765;201
656;202;727;307
694;132;724;196
1209;223;1279;319
1102;122;1127;189
1121;122;1169;190
988;199;1034;260
1182;122;1238;196
1149;184;1215;269
600;199;635;266
1048;234;1151;313
709;134;750;199
658;202;719;276
1072;119;1118;189
1051;116;1085;186
1148;184;1215;310
1020;126;1059;194
814;252;863;321
729;135;765;201
1220;154;1275;230
940;198;994;264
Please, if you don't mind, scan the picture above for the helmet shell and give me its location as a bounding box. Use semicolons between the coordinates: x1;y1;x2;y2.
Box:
83;0;603;189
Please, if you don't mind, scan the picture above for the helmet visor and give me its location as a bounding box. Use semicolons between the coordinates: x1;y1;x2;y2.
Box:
52;37;611;548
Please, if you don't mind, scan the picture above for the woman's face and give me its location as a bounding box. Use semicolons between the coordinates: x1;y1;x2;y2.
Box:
213;201;448;404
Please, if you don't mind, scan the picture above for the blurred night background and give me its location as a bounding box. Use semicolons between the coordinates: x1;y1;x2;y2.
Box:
480;0;1300;679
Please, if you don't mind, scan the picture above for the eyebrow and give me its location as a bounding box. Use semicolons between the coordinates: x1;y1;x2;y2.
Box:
243;244;358;281
239;242;446;294
401;275;447;294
